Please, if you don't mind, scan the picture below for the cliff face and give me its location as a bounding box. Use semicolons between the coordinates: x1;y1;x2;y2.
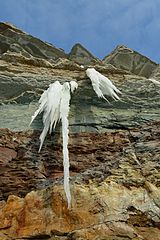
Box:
0;22;160;240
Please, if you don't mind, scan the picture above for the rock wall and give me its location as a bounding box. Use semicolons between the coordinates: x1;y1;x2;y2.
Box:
0;22;160;240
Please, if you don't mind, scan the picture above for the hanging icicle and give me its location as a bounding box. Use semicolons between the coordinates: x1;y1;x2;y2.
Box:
30;80;78;208
149;78;160;86
86;68;121;102
59;81;78;207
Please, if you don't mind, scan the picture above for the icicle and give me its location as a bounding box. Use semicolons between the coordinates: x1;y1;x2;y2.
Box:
70;81;78;93
60;82;72;208
40;82;63;151
149;78;160;86
60;81;78;207
29;89;48;126
86;68;121;102
30;80;78;208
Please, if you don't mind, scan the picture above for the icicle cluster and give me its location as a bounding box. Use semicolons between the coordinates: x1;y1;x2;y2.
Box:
30;80;78;208
30;68;121;209
86;68;121;102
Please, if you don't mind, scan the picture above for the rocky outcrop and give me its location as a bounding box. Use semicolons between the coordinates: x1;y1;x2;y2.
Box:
103;45;157;78
0;58;159;131
150;64;160;80
0;22;99;67
68;43;99;65
0;121;159;201
0;22;67;62
0;122;160;240
0;22;160;240
0;179;160;240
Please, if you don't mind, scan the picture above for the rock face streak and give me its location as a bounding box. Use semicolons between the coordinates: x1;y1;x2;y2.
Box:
0;22;160;240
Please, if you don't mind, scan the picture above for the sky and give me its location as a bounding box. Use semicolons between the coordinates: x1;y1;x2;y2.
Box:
0;0;160;63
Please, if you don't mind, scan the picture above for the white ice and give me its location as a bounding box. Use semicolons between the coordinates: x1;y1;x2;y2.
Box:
30;80;78;208
86;68;121;102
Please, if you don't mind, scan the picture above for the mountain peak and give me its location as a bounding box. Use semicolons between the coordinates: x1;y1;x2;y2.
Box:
0;22;25;34
0;21;158;76
0;22;67;61
103;44;157;77
68;43;99;65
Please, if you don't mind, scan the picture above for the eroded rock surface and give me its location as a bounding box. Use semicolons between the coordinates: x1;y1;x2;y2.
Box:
103;45;157;78
0;22;160;240
0;22;67;61
68;43;99;65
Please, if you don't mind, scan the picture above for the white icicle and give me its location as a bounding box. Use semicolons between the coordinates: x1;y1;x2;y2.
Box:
30;80;78;208
29;89;48;126
30;81;63;152
39;81;63;152
60;82;71;208
86;68;121;102
149;78;160;86
70;81;78;93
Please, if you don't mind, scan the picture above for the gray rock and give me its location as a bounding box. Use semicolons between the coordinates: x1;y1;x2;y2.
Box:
0;22;67;61
150;64;160;80
103;45;157;78
68;43;100;65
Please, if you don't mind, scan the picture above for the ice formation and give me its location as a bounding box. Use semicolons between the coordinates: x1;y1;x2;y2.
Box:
149;78;160;85
86;68;121;102
30;80;78;208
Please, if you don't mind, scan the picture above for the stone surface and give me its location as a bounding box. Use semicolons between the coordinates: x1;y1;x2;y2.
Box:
150;64;160;80
0;22;160;240
0;180;160;240
103;45;157;78
0;122;160;239
0;22;67;61
0;146;17;163
2;122;160;201
68;43;99;65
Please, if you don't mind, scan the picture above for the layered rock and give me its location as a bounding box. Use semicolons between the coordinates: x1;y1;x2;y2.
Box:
150;64;160;80
68;43;99;65
0;122;160;240
0;22;160;240
0;22;67;61
103;45;157;78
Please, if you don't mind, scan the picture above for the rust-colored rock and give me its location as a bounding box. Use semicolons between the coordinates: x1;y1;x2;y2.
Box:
0;122;160;239
0;147;17;163
0;182;160;239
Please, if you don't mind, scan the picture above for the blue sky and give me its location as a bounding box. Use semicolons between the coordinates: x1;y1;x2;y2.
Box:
0;0;160;62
